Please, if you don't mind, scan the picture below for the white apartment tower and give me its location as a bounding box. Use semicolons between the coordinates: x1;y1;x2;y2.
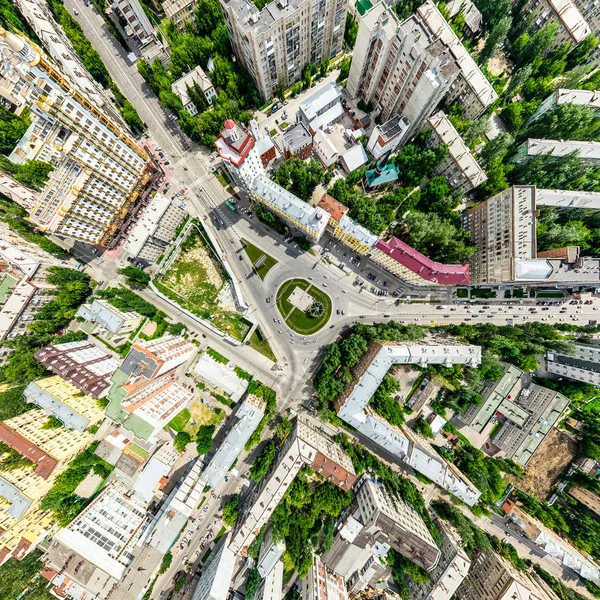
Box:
220;0;347;100
0;29;151;246
347;1;497;133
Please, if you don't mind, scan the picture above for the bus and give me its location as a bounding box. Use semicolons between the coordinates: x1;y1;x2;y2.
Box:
225;200;237;212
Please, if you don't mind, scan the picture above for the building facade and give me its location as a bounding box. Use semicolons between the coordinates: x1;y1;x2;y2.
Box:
367;115;410;160
220;0;346;100
250;175;329;243
546;342;600;386
0;29;151;246
171;65;217;114
283;123;313;159
347;1;496;134
163;0;197;31
106;0;155;44
425;111;487;193
303;556;348;600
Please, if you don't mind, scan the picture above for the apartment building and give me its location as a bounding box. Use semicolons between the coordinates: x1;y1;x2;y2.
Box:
43;482;151;598
573;0;600;47
347;1;496;135
199;395;265;488
354;477;440;571
106;0;155;44
367;115;410;160
462;185;600;284
299;83;344;134
425;111;487;193
192;534;237;600
124;194;187;263
229;416;356;555
76;299;143;345
458;363;570;466
215;120;266;190
220;0;346;100
250;175;329;243
303;556;348;600
522;138;600;164
546;342;600;386
163;0;197;31
0;241;59;342
24;375;105;432
0;508;54;564
172;65;217;114
34;340;120;399
407;520;470;600
518;0;590;48
283;123;313;159
457;550;555;600
569;485;600;516
318;194;379;256
0;29;151;246
532;88;600;122
336;343;482;506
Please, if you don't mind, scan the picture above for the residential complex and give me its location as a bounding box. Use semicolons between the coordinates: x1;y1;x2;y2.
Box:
172;66;217;114
0;241;59;342
347;1;497;135
0;29;151;245
407;520;470;600
531;88;600;122
229;415;356;554
24;375;105;432
335;343;482;505
457;550;555;600
518;0;591;47
220;0;346;100
250;175;329;243
124;194;187;263
458;363;570;466
76;299;143;345
463;185;600;285
521;138;600;164
303;556;348;600
106;0;155;44
425;111;487;193
34;340;120;399
546;342;600;386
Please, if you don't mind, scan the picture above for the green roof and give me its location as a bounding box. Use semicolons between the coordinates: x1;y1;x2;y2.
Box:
365;163;399;188
356;0;373;16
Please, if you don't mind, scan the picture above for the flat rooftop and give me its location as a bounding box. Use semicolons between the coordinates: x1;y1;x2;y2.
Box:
526;138;600;162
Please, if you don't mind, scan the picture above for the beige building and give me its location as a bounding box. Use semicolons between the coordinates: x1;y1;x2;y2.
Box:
519;0;590;47
220;0;346;100
347;1;496;134
163;0;197;31
457;550;556;600
172;65;217;114
0;29;151;246
425;111;487;193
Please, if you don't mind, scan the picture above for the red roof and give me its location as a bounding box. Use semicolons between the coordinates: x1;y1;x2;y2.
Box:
375;237;470;285
0;422;58;479
224;119;235;130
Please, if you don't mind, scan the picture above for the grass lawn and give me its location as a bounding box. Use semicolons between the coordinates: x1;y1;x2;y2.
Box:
215;171;229;188
470;288;496;298
269;128;278;137
456;288;469;298
167;408;191;432
242;239;278;281
248;327;277;362
536;291;565;298
276;278;332;335
158;225;251;341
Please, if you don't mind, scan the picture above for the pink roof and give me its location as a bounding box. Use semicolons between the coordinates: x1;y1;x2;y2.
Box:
224;119;235;130
375;237;470;285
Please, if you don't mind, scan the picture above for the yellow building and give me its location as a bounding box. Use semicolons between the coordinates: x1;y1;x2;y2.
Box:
24;375;106;433
0;507;54;563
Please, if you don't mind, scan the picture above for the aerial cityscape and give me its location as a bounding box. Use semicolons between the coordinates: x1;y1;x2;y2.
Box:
1;0;600;598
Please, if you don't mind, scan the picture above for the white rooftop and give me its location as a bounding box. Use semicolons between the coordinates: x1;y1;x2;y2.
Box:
133;455;171;502
555;88;600;108
299;82;342;123
309;102;345;132
193;352;250;402
546;0;590;43
171;65;214;104
125;194;175;257
514;260;554;281
341;144;369;173
428;111;487;188
526;138;600;162
536;188;600;210
251;175;329;238
338;214;378;248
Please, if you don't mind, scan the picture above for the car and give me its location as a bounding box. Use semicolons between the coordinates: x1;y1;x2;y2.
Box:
323;283;328;287
224;476;229;482
74;8;79;14
336;309;340;315
443;314;450;317
329;325;335;329
239;255;243;260
230;239;234;243
266;297;270;303
341;310;345;315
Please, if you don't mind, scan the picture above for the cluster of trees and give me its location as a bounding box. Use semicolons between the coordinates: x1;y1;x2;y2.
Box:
536;206;600;256
273;159;324;201
245;568;261;600
249;440;276;481
40;442;113;525
196;424;216;455
514;488;600;559
388;550;430;600
255;205;290;236
412;417;434;439
222;494;240;526
0;156;53;191
0;549;55;600
119;265;151;288
137;0;259;146
0;105;30;154
344;14;358;49
0;440;34;472
96;286;165;319
533;564;591;600
270;466;352;577
44;0;143;131
369;375;404;426
0;195;65;256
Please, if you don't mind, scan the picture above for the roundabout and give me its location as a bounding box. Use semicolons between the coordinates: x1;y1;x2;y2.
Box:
275;278;333;335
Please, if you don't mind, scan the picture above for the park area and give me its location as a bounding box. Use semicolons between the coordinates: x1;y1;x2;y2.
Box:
167;398;224;435
242;239;278;281
276;278;332;335
156;224;252;341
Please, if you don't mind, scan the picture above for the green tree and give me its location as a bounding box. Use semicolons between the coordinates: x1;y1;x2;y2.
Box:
412;418;434;439
273;158;324;201
370;375;404;426
0;106;30;155
478;16;511;64
222;494;240;526
196;424;215;455
159;551;173;574
567;35;599;69
119;265;150;288
0;157;53;190
276;74;286;102
194;0;224;36
249;440;276;481
173;431;191;452
475;0;511;28
525;103;600;142
245;568;261;600
344;14;358;48
337;57;351;82
515;23;559;67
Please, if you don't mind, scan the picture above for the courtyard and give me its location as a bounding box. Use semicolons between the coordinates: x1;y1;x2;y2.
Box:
276;278;332;335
